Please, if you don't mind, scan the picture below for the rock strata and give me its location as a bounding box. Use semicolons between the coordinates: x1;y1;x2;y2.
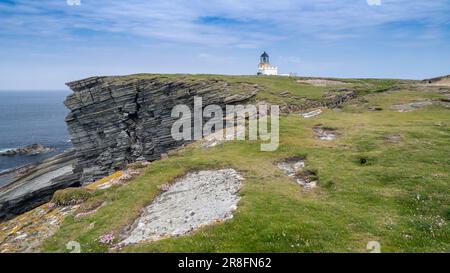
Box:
64;75;258;184
0;150;78;221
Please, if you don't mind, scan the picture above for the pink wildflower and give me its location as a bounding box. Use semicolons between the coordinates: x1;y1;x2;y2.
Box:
99;232;115;245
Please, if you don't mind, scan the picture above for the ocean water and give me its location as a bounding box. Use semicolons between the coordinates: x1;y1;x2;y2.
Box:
0;90;72;174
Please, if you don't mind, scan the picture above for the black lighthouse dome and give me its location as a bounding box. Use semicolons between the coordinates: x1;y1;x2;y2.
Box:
260;51;269;64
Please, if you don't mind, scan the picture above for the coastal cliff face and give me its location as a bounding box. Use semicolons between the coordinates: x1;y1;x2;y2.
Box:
65;75;259;184
0;74;360;221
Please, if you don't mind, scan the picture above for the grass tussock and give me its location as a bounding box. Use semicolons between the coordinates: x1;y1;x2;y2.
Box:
51;188;95;206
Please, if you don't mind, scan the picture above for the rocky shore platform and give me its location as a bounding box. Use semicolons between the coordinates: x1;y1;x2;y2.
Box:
0;144;55;157
0;150;78;221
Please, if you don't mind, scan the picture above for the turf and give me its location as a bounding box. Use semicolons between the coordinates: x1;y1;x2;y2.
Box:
42;76;449;253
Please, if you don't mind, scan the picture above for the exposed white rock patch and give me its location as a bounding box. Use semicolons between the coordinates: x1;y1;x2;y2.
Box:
313;125;337;141
277;157;317;189
300;109;322;118
277;158;305;177
120;169;243;245
392;101;433;112
295;172;318;189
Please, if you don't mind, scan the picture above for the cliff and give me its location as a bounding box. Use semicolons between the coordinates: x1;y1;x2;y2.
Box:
64;75;259;184
0;74;368;221
2;76;448;253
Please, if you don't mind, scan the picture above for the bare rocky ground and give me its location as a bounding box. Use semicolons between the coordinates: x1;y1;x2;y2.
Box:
0;203;79;253
120;169;243;246
277;157;317;189
0;168;144;253
313;125;338;141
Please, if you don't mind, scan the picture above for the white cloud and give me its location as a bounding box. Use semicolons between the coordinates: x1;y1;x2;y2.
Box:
66;0;81;6
0;0;449;47
367;0;382;6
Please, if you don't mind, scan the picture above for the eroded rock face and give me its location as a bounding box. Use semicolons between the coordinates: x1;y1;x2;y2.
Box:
120;169;243;245
280;88;357;113
64;76;258;184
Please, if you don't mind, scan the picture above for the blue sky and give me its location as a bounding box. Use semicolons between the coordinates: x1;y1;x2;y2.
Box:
0;0;449;90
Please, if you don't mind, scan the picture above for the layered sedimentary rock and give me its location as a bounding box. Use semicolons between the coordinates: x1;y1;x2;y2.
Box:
64;75;259;184
0;150;78;220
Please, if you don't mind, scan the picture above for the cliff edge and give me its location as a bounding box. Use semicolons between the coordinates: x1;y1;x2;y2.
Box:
64;75;259;184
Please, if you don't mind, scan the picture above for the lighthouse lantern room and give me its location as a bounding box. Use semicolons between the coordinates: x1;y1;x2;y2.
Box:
257;51;278;76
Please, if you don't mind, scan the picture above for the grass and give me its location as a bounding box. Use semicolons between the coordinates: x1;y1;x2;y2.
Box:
120;73;406;104
41;77;449;253
51;188;95;206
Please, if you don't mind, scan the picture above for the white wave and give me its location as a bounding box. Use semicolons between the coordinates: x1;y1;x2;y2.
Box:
0;168;12;175
0;148;15;153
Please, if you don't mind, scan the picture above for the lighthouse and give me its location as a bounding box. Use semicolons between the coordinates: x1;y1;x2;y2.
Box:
257;51;278;76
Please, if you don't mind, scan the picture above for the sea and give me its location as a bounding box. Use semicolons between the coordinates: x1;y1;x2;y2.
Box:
0;90;72;186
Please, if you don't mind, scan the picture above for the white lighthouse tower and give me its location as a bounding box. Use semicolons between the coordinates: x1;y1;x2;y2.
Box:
257;51;278;76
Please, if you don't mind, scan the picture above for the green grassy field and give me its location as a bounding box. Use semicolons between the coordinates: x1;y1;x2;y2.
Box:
121;73;403;106
42;76;449;253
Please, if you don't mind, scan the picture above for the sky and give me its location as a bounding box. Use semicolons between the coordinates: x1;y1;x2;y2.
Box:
0;0;449;90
